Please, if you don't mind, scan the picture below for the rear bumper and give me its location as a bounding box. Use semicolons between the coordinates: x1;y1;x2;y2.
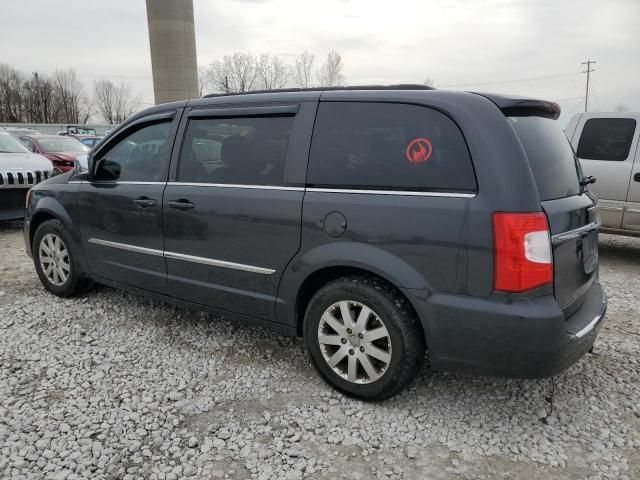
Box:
404;280;606;378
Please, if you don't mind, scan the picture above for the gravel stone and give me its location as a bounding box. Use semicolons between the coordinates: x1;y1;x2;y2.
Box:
1;224;640;479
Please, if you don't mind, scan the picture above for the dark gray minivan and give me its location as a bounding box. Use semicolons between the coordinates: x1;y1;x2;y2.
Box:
24;86;606;400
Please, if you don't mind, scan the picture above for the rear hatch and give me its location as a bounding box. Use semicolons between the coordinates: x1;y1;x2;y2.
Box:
507;114;598;317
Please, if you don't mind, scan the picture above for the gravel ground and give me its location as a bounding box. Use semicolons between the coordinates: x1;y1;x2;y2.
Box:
1;221;640;480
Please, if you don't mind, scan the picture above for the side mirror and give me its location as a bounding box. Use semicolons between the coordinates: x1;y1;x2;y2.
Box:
93;157;121;181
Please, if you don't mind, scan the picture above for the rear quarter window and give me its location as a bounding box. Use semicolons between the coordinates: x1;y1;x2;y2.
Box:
508;116;581;201
307;102;476;192
576;118;637;161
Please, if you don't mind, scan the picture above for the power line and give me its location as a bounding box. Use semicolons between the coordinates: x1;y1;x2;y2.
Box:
440;71;582;88
79;73;152;80
581;60;596;112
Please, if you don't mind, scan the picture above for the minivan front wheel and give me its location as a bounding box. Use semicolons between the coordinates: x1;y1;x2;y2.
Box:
33;219;85;297
304;276;425;401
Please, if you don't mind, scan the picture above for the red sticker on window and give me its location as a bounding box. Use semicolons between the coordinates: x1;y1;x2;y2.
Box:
405;138;432;164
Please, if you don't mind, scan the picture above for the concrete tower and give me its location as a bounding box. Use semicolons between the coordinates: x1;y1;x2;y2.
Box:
146;0;199;104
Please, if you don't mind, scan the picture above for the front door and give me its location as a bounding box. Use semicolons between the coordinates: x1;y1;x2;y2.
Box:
78;111;180;293
622;134;640;231
162;104;312;321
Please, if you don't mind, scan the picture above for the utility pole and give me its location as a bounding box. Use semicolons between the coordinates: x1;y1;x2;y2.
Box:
33;72;45;122
581;60;596;112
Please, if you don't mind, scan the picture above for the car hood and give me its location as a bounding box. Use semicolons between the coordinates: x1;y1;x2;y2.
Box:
0;152;53;172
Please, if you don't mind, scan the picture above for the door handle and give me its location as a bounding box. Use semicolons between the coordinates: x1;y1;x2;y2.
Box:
133;197;158;208
634;173;640;182
167;199;195;210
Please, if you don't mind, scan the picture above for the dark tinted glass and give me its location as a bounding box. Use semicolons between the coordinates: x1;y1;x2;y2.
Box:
576;118;636;161
307;102;476;191
508;116;581;200
94;121;172;182
178;116;294;186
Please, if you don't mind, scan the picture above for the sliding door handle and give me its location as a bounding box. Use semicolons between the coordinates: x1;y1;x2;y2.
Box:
167;199;195;210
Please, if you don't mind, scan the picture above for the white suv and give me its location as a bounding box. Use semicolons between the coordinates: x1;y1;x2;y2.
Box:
0;131;53;221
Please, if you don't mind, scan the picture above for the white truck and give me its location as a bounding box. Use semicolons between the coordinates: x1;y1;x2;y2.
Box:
566;112;640;236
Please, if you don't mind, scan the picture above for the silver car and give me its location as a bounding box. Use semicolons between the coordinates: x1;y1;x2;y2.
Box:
0;131;54;221
566;112;640;236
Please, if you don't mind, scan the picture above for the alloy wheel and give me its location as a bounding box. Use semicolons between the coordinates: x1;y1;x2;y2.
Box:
39;233;70;286
317;300;392;384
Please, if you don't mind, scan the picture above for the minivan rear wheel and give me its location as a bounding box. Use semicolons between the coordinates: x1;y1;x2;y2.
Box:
304;276;425;401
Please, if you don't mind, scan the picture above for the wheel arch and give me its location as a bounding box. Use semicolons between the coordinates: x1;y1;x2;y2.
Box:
29;210;58;250
292;265;427;337
277;242;433;334
28;198;88;273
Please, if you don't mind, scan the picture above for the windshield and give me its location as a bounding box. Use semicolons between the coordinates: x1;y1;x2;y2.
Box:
0;132;31;153
508;116;582;201
39;137;90;153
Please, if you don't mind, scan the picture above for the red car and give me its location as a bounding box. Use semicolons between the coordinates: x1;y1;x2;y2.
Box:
19;135;89;174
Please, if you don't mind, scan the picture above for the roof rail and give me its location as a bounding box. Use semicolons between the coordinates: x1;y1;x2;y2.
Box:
202;84;435;99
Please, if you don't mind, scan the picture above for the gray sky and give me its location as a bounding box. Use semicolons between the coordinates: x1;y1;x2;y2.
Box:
1;0;638;124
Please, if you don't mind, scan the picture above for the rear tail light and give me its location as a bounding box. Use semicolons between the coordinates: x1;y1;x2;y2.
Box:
492;212;552;292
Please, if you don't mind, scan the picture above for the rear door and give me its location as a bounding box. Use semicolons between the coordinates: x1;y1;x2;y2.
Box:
509;115;597;316
162;103;316;321
569;116;638;228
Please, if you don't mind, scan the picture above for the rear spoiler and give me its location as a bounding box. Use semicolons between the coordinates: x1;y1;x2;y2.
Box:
472;92;561;120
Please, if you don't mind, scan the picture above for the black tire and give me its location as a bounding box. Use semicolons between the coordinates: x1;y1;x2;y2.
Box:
32;219;85;297
304;275;426;401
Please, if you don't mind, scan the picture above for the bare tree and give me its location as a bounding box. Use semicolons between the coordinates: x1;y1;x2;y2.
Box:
257;54;290;90
94;80;141;124
94;80;116;124
317;50;345;87
51;68;89;123
198;66;209;97
0;64;99;124
614;103;630;112
293;51;315;88
207;53;260;93
423;77;435;88
23;72;56;123
0;64;26;122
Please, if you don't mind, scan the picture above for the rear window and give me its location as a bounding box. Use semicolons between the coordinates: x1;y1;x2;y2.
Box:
576;118;636;161
307;102;476;192
508;116;581;201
